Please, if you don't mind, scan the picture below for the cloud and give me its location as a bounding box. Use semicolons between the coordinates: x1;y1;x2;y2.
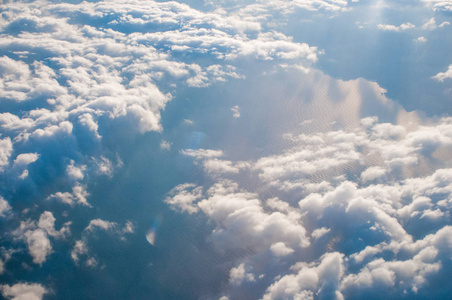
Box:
231;105;240;118
47;184;90;207
23;229;52;265
415;36;427;42
181;149;224;159
360;166;387;182
262;252;344;300
0;0;451;298
0;137;12;171
85;219;117;232
165;183;203;214
422;18;437;30
66;160;86;181
0;283;48;300
12;211;70;265
433;65;452;82
270;242;295;257
166;113;452;298
422;0;452;11
167;180;310;253
229;263;255;285
71;239;88;264
377;22;415;31
160;140;171;151
0;196;12;217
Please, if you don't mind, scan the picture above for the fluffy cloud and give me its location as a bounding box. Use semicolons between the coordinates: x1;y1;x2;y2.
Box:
229;263;255;285
12;211;70;265
165;183;203;214
433;64;452;82
0;283;48;300
0;137;12;171
166;114;452;298
166;180;310;252
0;0;321;232
0;196;11;217
47;184;90;207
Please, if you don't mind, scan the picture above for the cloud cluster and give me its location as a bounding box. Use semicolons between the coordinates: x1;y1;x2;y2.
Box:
166;115;452;298
0;0;321;209
0;0;322;289
12;211;71;265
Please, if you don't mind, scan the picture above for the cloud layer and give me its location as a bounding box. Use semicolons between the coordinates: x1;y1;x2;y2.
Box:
167;114;452;299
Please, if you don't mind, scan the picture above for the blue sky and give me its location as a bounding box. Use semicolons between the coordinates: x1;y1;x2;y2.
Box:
0;0;452;299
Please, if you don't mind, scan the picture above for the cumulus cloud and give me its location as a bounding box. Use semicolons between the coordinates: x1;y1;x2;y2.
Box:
47;184;90;207
0;283;48;300
84;219;117;232
263;252;344;300
433;65;452;82
0;196;12;217
165;183;203;214
12;211;70;265
166;114;452;298
0;0;451;298
229;263;255;285
0;137;12;171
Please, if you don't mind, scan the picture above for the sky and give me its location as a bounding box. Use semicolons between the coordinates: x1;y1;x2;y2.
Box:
0;0;452;299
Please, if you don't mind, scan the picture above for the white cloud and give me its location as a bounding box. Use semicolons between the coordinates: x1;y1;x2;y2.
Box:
311;227;330;240
422;18;437;30
360;166;386;182
168;180;310;252
263;252;344;300
1;283;48;300
231;105;240;118
85;219;117;232
165;183;203;214
229;263;255;285
422;0;452;11
433;65;452;82
38;211;71;239
377;22;415;31
181;149;224;159
47;184;90;207
270;242;295;257
0;137;13;172
71;239;88;264
23;229;52;265
66;160;86;181
0;196;12;217
160;140;171;151
13;211;70;265
415;36;427;42
13;153;39;167
167;113;452;298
